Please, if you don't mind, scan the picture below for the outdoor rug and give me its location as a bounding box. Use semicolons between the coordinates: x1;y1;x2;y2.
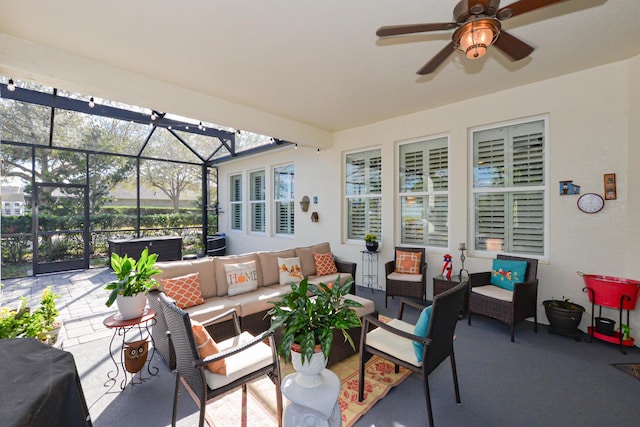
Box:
191;353;412;427
612;363;640;381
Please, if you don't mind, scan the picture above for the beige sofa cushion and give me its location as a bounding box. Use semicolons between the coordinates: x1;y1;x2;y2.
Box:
257;249;296;286
184;296;241;326
228;285;292;317
153;258;217;298
153;260;194;291
214;253;262;296
295;242;331;277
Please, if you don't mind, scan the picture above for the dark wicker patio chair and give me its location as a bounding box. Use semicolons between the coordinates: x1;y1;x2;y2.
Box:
160;292;282;427
384;246;427;307
358;281;467;427
467;254;539;342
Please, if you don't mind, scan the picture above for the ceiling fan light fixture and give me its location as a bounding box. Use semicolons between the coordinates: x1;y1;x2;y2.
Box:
454;19;500;59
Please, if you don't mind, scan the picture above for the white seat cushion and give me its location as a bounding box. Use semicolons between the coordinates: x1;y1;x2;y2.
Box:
471;284;513;302
386;272;423;282
365;318;421;367
343;294;375;318
203;331;274;389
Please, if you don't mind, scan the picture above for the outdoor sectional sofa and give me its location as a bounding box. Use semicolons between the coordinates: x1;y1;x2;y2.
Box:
147;242;372;369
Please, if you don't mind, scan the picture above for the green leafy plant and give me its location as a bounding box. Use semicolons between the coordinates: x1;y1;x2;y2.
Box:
268;276;362;364
105;248;162;307
364;234;377;243
0;287;60;342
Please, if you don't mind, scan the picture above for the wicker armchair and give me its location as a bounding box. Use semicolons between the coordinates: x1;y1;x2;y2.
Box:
358;282;467;427
385;247;427;307
160;292;282;427
467;254;539;342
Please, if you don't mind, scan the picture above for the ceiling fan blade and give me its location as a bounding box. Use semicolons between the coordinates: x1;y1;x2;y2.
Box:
376;22;457;37
493;30;534;61
417;41;455;75
497;0;567;20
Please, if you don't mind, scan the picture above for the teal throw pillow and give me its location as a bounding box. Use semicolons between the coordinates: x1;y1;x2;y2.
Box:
490;259;528;291
413;305;433;363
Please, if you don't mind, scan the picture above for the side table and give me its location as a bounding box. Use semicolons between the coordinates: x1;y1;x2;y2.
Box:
433;275;467;318
103;309;159;390
360;250;380;290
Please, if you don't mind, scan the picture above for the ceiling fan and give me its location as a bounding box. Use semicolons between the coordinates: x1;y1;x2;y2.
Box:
376;0;569;75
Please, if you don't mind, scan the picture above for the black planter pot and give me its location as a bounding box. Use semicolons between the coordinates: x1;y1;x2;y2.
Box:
365;241;378;252
543;300;585;341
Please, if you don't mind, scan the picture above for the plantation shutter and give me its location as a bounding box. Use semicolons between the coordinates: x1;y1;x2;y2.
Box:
345;149;382;240
473;120;545;255
399;137;448;247
274;164;294;235
250;170;265;232
230;174;242;230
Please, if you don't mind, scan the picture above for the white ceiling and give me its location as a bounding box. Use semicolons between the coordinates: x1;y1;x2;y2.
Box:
1;0;639;133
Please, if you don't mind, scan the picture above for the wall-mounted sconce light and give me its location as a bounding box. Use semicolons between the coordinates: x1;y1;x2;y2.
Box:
311;212;319;222
300;195;310;212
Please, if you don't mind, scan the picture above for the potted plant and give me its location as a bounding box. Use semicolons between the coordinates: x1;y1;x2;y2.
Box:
364;233;379;252
543;297;585;339
268;276;362;386
105;247;162;320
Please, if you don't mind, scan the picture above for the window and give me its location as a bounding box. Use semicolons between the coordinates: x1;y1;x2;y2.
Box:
249;170;266;233
3;202;11;216
230;174;243;231
13;202;22;215
472;118;546;256
345;149;381;240
274;164;294;235
399;137;448;247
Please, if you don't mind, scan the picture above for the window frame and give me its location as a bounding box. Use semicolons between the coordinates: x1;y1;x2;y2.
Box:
469;115;549;259
229;173;243;232
344;147;382;243
273;163;295;237
249;169;266;234
397;135;450;249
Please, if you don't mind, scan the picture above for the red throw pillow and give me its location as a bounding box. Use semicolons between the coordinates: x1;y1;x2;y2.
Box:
313;252;338;276
395;250;422;275
191;320;226;375
162;272;204;309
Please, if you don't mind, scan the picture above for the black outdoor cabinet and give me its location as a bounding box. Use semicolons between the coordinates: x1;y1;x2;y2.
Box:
108;236;182;263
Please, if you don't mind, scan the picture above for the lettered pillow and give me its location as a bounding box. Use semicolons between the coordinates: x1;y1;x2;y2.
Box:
278;256;304;285
191;320;226;375
313;252;338;276
413;305;433;363
224;261;259;296
490;259;528;291
395;250;422;275
161;272;204;309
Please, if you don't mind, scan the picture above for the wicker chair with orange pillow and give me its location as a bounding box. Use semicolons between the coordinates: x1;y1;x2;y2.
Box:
384;247;427;307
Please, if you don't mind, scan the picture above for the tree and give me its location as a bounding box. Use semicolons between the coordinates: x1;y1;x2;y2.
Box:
139;128;201;213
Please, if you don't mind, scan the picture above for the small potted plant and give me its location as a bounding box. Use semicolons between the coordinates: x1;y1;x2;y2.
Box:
543;297;585;339
364;233;379;252
105;247;162;320
268;276;362;386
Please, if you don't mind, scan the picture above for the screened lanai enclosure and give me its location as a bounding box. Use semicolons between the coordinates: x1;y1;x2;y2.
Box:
0;77;291;279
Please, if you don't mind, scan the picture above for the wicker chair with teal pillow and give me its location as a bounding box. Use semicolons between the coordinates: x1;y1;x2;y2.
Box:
467;254;539;342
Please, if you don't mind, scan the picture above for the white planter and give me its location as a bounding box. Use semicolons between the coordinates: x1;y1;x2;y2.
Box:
291;345;328;388
116;293;147;320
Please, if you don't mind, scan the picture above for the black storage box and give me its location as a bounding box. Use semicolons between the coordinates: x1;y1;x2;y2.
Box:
595;317;615;336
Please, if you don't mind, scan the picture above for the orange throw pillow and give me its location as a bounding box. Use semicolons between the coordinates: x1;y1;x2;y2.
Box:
313;252;338;276
395;250;422;275
191;320;227;375
162;272;204;309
